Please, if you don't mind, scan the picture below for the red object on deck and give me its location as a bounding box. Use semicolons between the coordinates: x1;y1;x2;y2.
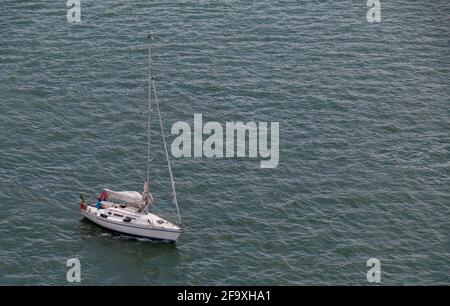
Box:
99;191;109;201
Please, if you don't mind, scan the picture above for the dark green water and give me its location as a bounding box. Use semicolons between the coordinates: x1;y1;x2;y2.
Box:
0;1;449;285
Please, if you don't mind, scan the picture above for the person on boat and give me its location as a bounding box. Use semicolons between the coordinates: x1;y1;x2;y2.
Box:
96;198;102;210
99;191;108;202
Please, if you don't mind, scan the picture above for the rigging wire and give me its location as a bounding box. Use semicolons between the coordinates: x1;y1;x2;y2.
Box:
152;80;182;226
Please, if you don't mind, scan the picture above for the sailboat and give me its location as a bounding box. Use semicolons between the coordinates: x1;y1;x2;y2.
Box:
80;36;182;242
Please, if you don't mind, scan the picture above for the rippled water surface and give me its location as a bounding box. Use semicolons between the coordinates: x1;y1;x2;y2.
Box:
0;1;449;285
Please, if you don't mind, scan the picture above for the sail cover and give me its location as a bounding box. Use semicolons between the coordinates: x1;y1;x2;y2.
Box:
103;189;145;208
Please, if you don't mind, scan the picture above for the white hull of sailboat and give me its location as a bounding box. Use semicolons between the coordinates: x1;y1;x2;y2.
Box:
81;207;181;242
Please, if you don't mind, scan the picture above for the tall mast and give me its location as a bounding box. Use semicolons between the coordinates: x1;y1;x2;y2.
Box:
146;35;152;202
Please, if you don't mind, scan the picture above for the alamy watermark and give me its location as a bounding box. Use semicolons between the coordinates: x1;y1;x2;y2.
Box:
367;0;382;23
171;114;279;169
366;258;381;283
66;258;81;283
67;0;81;23
67;1;382;24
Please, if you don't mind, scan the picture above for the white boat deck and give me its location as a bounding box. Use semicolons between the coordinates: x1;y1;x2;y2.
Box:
97;201;180;231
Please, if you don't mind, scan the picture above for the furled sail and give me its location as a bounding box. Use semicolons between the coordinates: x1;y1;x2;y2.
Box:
103;188;145;209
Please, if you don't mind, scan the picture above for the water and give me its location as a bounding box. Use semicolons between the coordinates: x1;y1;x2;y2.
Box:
0;0;449;285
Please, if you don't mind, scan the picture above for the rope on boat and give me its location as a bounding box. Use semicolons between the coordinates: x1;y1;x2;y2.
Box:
152;80;182;226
